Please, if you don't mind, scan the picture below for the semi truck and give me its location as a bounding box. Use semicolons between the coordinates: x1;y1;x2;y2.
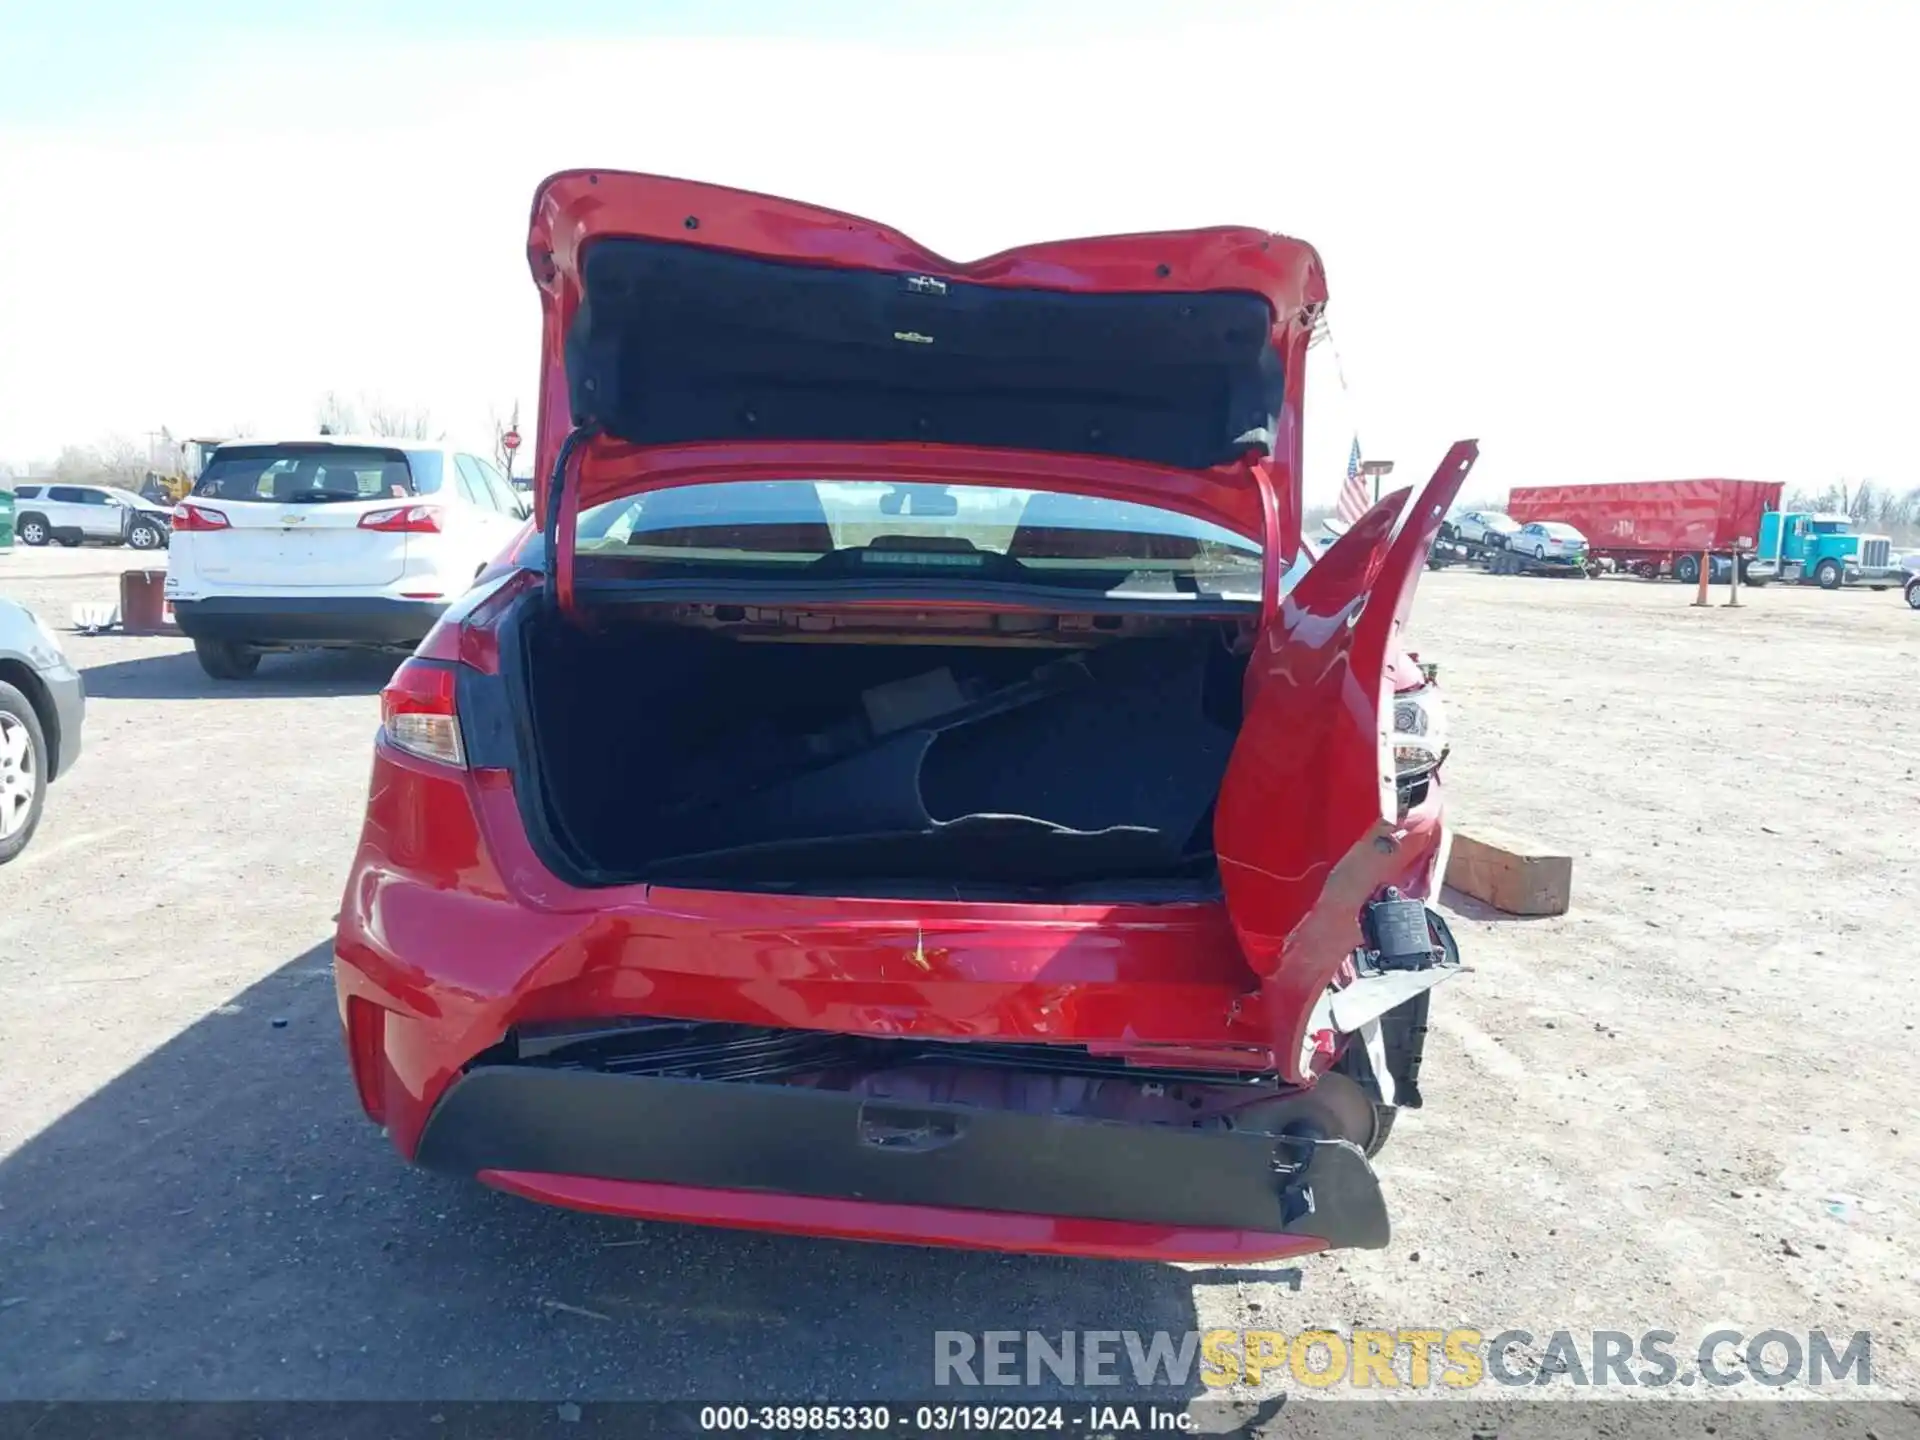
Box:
1505;479;1783;584
1745;511;1903;590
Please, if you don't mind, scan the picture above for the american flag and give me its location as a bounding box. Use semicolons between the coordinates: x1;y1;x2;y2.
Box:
1335;436;1370;525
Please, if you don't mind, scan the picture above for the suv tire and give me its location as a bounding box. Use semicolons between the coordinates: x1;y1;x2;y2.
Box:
194;638;261;680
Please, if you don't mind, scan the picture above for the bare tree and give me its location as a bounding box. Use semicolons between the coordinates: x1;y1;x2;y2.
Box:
316;390;436;439
95;434;147;484
52;444;102;481
316;391;361;436
364;400;435;440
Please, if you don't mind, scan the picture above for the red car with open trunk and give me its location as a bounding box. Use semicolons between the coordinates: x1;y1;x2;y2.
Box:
332;170;1476;1263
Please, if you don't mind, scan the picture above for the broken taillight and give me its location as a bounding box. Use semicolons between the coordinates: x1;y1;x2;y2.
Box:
1391;681;1449;779
380;660;464;767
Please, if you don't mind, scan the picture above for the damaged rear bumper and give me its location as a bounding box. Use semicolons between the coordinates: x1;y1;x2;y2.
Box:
412;1065;1390;1260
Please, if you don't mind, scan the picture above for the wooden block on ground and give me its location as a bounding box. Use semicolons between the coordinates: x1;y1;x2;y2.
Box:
1445;828;1573;916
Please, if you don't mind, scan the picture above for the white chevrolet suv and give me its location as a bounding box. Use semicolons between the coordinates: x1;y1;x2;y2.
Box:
167;437;531;679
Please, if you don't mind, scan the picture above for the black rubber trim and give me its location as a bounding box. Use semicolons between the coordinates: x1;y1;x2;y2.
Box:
171;596;447;645
562;573;1260;616
413;1066;1391;1248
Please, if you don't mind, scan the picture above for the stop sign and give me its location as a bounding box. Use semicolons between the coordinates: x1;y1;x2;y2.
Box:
502;429;521;453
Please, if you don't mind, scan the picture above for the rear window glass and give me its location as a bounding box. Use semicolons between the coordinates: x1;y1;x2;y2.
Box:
573;480;1262;601
193;446;444;503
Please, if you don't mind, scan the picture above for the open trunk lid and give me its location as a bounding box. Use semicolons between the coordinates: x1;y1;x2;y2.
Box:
525;170;1328;524
516;169;1479;1077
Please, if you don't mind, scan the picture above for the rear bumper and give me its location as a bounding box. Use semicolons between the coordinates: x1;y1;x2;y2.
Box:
414;1064;1388;1260
333;746;1452;1261
172;595;446;646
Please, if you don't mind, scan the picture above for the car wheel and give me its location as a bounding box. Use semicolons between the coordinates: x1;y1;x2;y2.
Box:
1815;558;1842;590
194;638;261;680
1674;553;1700;585
16;515;49;547
128;520;166;550
1906;578;1920;610
0;682;48;865
1534;544;1547;560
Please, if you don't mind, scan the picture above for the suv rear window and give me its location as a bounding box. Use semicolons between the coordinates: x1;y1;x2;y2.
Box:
573;480;1262;601
193;446;444;503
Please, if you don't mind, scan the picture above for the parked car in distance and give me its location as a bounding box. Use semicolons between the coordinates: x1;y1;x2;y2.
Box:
1512;521;1588;563
1447;509;1519;548
10;483;174;551
0;594;86;864
1892;551;1919;609
333;169;1477;1266
166;437;533;679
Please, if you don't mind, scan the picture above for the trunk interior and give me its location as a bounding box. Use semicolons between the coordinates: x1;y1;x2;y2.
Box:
510;606;1251;899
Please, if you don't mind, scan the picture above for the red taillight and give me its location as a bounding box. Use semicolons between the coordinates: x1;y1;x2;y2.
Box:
359;504;442;534
172;502;229;532
380;660;464;767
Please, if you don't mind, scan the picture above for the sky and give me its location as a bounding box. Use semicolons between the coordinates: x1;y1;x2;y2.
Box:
1;0;1914;507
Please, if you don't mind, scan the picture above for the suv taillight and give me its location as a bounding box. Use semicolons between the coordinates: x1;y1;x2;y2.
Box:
360;504;442;534
381;660;464;767
172;502;230;532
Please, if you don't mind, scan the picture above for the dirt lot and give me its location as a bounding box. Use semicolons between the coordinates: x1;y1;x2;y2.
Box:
1;544;1916;1406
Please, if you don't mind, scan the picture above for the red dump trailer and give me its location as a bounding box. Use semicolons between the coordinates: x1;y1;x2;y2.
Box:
1506;479;1786;583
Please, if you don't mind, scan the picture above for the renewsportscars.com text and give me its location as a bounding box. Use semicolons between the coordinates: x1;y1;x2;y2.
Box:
933;1329;1873;1390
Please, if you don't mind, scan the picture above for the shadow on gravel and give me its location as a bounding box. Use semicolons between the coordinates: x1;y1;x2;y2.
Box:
0;942;1217;1402
1439;887;1559;925
77;648;402;700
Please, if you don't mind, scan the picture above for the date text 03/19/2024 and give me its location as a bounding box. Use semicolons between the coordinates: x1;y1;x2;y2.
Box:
698;1404;1191;1433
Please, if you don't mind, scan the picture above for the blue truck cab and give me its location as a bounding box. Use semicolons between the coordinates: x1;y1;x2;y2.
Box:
1747;511;1901;590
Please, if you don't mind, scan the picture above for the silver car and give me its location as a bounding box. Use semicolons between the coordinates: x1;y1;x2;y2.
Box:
0;596;86;863
9;482;174;551
1512;521;1589;562
1450;509;1521;548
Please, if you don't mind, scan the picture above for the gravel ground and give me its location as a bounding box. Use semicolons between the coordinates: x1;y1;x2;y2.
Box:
1;544;1916;1408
